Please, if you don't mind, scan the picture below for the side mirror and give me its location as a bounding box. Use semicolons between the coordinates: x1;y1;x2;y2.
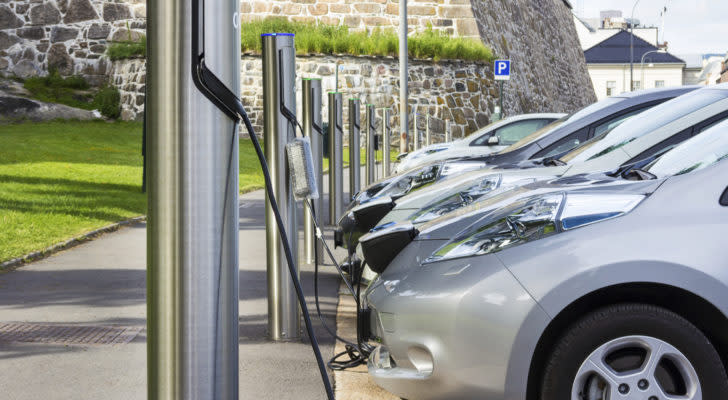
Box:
487;136;500;146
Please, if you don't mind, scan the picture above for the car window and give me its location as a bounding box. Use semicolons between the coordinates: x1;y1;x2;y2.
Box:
592;108;645;137
645;119;728;177
535;128;590;158
561;90;728;164
471;119;551;146
498;118;567;152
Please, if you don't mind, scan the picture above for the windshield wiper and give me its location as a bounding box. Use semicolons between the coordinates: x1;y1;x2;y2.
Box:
543;157;567;166
622;168;657;181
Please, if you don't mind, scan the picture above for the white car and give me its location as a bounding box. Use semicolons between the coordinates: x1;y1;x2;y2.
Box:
395;113;564;173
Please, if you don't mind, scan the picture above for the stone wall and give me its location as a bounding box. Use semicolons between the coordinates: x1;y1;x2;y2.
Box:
242;0;480;38
240;55;498;142
0;0;144;83
109;56;144;120
469;0;596;113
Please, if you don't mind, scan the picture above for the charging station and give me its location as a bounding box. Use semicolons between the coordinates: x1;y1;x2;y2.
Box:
426;114;432;146
262;33;300;341
303;78;323;264
365;104;377;185
349;98;361;199
382;108;391;177
328;92;344;224
445;118;452;142
147;0;240;396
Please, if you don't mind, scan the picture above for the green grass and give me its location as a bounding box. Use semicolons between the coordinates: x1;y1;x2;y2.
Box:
0;121;270;263
243;18;493;62
108;19;493;62
107;39;146;61
323;147;399;172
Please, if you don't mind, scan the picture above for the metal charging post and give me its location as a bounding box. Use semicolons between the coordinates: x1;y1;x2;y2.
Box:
263;33;300;341
348;98;361;200
445;118;452;142
413;113;419;152
426;114;431;146
147;0;240;395
303;78;323;264
365;104;377;185
382;109;391;177
328;92;344;224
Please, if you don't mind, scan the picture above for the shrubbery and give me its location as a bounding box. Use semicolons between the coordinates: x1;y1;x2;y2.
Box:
107;38;146;61
93;85;122;119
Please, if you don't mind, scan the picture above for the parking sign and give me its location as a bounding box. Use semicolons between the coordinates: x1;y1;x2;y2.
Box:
494;60;511;81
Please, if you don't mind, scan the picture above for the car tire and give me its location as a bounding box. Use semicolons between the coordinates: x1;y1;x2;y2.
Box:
540;303;728;399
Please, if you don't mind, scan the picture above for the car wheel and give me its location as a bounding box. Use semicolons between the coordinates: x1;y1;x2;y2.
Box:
540;303;727;400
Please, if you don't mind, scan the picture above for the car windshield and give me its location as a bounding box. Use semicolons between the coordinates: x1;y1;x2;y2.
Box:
644;119;728;177
560;89;728;164
498;97;626;154
499;118;566;152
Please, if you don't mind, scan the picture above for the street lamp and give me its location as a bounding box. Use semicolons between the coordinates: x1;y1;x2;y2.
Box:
640;48;667;89
630;0;641;91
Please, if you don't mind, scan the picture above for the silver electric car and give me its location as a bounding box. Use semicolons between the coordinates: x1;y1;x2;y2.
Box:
360;119;728;399
396;113;563;173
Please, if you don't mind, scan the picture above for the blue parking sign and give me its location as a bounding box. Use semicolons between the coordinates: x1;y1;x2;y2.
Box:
494;60;511;81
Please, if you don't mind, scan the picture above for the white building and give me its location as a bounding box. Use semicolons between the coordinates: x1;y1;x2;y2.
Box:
574;16;685;101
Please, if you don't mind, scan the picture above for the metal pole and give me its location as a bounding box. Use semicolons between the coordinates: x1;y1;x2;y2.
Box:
328;92;344;224
263;34;299;341
445;118;451;142
413;113;419;151
499;81;504;119
147;0;239;395
348;98;361;200
383;109;391;177
630;0;641;91
303;78;323;264
365;104;376;185
426;114;431;146
399;0;409;154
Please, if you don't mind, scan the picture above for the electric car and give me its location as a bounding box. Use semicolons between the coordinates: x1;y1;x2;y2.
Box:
395;113;563;173
352;86;697;209
338;84;728;252
360;121;728;400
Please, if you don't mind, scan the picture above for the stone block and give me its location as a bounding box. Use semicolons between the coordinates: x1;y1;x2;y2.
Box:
63;0;98;23
0;32;21;50
103;3;131;21
87;23;111;39
50;26;78;42
439;6;473;18
13;59;39;78
354;3;380;13
308;3;327;15
17;26;45;40
343;15;360;28
29;2;61;25
0;4;23;29
47;42;73;75
111;28;143;42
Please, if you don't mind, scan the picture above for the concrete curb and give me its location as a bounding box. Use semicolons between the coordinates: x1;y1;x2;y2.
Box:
0;216;146;272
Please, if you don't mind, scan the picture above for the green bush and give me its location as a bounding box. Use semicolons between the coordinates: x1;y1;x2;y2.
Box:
23;69;94;110
93;85;121;119
107;38;146;61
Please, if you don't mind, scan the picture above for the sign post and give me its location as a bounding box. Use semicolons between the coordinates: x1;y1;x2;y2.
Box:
494;60;510;120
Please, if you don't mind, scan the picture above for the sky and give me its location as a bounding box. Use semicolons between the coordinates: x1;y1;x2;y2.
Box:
578;0;727;55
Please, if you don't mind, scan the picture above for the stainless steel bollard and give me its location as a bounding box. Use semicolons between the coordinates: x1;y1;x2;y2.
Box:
147;0;240;395
263;33;299;341
382;109;391;177
328;92;344;224
303;78;323;264
445;118;452;142
365;104;377;185
426;114;432;146
413;113;419;152
348;98;361;200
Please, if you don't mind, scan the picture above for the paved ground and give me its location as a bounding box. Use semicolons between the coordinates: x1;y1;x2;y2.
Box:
0;166;393;399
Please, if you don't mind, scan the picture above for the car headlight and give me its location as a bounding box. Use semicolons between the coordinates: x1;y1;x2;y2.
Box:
376;164;442;200
425;192;645;263
410;174;503;224
439;160;488;178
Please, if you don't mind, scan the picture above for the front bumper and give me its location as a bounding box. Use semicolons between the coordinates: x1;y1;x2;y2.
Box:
365;249;548;399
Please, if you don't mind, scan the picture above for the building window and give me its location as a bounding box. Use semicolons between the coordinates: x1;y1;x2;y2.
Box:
606;81;617;96
633;80;641;90
655;80;665;88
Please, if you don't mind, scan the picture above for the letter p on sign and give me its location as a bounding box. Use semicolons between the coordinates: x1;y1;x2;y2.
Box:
494;60;510;81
